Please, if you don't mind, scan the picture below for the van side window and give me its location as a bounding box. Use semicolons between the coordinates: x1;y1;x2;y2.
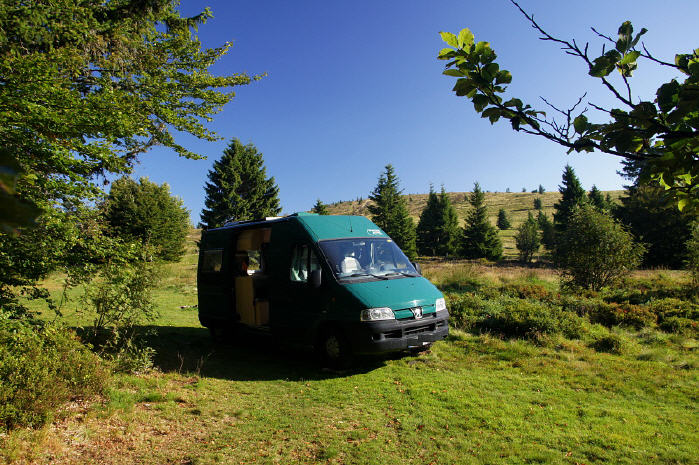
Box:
201;249;223;272
290;245;320;282
290;245;309;282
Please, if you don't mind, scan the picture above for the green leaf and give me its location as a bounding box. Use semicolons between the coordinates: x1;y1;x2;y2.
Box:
573;115;588;134
440;31;458;48
483;62;499;80
503;98;523;109
443;69;464;77
620;51;640;65
472;94;490;112
457;28;474;49
495;70;512;84
438;48;455;59
677;198;688;211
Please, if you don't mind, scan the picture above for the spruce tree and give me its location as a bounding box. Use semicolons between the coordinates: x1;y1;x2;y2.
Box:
368;165;417;260
200;139;281;229
533;197;543;210
538;185;545;194
553;165;587;234
461;182;502;260
416;185;440;256
537;211;556;251
515;212;540;263
437;187;460;256
588;185;607;211
496;208;511;230
311;199;329;215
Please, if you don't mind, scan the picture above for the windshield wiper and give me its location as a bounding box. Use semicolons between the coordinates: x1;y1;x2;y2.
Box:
345;272;389;280
381;271;420;277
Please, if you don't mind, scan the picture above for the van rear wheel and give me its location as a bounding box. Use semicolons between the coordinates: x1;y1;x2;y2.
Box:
319;329;353;369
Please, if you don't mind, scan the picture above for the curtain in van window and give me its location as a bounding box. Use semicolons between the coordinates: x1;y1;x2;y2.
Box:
290;245;309;282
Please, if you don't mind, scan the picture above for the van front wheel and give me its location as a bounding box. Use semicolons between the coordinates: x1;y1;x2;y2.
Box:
319;329;352;369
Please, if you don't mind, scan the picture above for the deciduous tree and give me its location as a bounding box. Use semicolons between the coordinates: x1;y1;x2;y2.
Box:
556;205;644;290
515;212;540;263
104;177;190;262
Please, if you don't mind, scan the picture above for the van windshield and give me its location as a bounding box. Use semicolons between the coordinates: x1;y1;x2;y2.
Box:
318;238;419;280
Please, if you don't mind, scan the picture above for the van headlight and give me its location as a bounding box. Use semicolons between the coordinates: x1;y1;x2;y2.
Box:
360;307;395;321
435;298;447;313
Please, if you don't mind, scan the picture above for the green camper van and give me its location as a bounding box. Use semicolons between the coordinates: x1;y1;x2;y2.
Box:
197;213;449;365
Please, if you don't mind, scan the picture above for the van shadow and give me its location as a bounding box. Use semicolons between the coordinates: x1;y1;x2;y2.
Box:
136;325;386;382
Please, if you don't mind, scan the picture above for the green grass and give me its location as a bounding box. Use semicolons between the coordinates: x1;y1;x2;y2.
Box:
3;234;697;464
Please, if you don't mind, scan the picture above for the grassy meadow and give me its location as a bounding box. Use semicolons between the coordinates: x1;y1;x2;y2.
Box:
2;229;698;465
326;190;625;258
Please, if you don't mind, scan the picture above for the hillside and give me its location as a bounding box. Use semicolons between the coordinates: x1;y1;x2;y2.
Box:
324;190;625;259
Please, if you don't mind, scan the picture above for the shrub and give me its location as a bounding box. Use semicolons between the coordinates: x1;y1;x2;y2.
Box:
590;334;625;354
686;222;699;285
555;204;645;290
515;214;540;263
0;320;108;431
446;294;584;339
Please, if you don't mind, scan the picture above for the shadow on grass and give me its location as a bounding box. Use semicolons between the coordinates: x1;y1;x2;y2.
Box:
135;325;386;382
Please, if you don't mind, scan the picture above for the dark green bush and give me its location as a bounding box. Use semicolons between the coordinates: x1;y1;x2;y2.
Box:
446;293;585;339
590;334;625;354
0;320;108;431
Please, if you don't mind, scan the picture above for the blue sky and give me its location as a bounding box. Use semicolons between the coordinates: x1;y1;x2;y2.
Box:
130;0;699;222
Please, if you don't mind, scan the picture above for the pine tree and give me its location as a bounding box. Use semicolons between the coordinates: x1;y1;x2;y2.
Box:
437;187;460;256
588;185;607;211
368;165;417;260
416;185;440;256
496;208;511;230
553;165;587;234
311;199;329;215
538;185;545;194
461;182;502;260
515;212;541;263
199;139;281;229
536;211;556;251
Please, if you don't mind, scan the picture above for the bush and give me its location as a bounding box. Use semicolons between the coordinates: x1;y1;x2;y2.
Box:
446;293;585;339
0;320;108;431
590;333;625;354
555;205;644;290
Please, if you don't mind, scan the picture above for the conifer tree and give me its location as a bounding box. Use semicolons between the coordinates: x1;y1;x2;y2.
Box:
533;197;543;210
461;182;502;260
416;186;440;256
538;185;545;194
368;165;417;259
496;208;511;230
311;199;329;215
437;187;460;256
553;165;587;234
537;211;556;251
515;212;540;263
200;139;281;229
588;185;608;211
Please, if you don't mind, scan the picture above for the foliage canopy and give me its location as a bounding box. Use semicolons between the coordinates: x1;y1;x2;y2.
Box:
439;1;698;212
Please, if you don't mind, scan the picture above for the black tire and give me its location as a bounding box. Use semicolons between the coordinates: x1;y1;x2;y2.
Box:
318;328;353;370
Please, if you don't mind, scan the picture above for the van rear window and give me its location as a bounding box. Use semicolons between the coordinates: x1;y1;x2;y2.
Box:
201;249;223;272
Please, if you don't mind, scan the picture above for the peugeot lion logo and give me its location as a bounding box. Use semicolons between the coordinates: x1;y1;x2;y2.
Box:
411;306;423;319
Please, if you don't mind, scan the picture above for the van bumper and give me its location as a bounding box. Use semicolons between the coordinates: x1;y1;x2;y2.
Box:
347;312;449;355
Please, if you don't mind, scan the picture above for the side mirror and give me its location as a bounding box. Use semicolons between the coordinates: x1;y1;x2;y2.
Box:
412;262;422;275
310;269;322;288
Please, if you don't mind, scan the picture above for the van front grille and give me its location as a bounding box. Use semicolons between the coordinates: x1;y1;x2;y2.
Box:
404;323;435;336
